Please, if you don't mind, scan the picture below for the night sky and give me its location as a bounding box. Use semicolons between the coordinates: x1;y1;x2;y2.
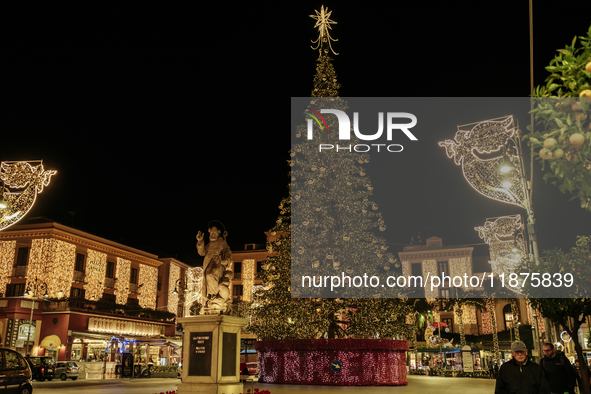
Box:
3;3;591;265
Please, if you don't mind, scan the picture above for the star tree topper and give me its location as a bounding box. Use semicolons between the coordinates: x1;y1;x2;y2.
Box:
310;5;338;55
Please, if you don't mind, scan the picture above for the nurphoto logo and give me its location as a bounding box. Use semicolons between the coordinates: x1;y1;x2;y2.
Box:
304;107;418;152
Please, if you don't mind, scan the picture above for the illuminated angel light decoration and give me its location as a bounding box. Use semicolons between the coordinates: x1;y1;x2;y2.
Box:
0;161;56;231
309;5;338;55
26;238;75;298
114;257;131;304
0;241;16;296
184;266;203;316
242;259;256;303
438;116;528;209
475;215;527;294
167;264;181;314
138;264;158;308
84;249;107;300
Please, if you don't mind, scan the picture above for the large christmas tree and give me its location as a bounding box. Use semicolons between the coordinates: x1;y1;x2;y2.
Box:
248;6;413;340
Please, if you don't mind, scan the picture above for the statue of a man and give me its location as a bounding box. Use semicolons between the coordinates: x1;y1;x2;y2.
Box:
196;221;233;313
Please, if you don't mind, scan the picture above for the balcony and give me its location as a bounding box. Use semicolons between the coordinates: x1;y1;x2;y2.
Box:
105;278;115;289
14;266;27;277
129;283;138;293
233;273;242;279
73;271;85;282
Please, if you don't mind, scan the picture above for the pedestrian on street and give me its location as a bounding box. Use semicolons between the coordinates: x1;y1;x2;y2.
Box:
495;340;550;394
541;342;577;394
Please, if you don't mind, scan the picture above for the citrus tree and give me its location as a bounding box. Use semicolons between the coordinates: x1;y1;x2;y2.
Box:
524;26;591;210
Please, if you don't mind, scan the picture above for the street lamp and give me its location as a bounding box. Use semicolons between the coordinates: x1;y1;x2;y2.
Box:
172;279;188;295
23;278;49;356
440;115;543;361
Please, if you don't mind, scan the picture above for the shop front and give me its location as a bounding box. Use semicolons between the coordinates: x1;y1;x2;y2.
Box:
409;346;483;374
39;311;176;365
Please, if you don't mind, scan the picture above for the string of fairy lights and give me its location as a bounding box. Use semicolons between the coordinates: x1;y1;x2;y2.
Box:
242;259;256;303
84;249;107;301
114;258;131;304
0;237;158;307
27;238;76;298
138;264;158;308
0;241;16;296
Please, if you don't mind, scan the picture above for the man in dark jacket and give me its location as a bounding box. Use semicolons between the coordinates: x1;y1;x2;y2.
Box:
495;340;550;394
541;342;577;394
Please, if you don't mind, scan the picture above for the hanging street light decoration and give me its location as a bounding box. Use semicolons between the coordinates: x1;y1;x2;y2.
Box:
440;113;545;361
475;215;527;295
439;116;529;209
0;160;56;231
439;115;541;285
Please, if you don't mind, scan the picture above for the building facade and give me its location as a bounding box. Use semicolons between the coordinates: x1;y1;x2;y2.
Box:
0;218;179;364
398;236;533;336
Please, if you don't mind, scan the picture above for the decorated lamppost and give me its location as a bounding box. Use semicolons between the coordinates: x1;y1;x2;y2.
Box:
439;115;542;361
23;278;49;356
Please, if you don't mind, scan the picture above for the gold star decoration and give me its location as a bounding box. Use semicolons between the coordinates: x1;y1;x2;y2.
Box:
309;6;338;55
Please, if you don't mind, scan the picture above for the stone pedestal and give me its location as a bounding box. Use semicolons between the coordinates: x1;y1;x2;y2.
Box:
178;315;247;394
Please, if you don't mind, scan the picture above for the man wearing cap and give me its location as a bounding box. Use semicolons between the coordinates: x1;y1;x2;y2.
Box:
495;340;550;394
541;342;577;394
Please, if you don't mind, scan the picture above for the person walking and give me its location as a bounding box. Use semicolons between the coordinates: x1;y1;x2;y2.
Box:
495;340;550;394
541;342;577;394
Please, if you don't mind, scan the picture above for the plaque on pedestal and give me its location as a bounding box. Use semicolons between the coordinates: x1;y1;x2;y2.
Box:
178;315;247;394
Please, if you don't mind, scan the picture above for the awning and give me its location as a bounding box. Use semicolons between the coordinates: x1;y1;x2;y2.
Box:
39;335;61;349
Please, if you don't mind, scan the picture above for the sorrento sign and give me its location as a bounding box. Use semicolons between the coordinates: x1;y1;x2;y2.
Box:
88;317;163;337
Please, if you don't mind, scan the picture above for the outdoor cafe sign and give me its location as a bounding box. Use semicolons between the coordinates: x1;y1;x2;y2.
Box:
88;317;162;337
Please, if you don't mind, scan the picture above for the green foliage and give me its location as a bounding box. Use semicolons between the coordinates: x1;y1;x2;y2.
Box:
522;236;591;394
524;26;591;210
522;235;591;300
532;27;591;98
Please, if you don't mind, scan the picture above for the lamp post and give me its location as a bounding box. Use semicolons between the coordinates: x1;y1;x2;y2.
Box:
439;116;543;361
172;279;188;296
23;278;49;356
496;125;543;361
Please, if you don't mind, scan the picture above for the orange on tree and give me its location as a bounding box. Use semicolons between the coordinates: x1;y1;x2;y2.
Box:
569;133;585;149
